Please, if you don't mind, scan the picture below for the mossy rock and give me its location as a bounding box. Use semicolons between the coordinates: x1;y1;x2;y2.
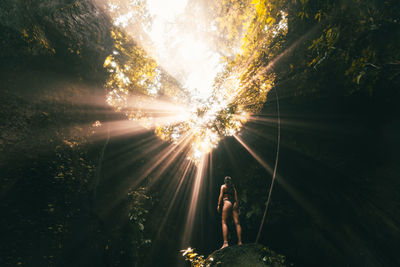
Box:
205;243;287;267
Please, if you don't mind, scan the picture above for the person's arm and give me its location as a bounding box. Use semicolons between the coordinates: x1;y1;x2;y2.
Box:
217;185;224;213
234;187;239;210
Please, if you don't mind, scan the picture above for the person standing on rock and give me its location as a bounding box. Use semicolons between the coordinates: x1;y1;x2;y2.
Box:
217;176;242;249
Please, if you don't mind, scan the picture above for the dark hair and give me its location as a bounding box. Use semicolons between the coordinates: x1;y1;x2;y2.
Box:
224;176;232;185
224;176;234;191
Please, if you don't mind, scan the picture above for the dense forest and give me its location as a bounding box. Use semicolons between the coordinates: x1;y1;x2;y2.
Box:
1;0;399;266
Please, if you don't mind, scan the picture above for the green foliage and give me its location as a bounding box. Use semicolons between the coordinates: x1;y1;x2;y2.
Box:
2;0;399;266
287;0;400;96
104;27;159;97
104;186;153;267
210;0;288;114
261;246;287;266
0;0;113;80
0;76;105;266
103;26;189;120
127;187;152;249
181;247;207;267
103;0;153;47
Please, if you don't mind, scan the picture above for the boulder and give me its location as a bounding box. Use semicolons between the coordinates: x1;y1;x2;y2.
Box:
205;243;287;267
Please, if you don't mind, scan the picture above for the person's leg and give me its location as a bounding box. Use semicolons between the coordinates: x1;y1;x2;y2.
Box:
221;200;232;249
233;207;242;245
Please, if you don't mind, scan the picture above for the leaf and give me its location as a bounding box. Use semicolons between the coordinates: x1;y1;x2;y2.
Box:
138;222;144;231
356;71;365;84
189;252;198;259
22;29;29;38
266;17;276;25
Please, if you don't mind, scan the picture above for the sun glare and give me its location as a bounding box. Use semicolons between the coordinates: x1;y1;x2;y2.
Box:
147;15;222;102
146;0;188;21
97;0;289;249
101;0;282;162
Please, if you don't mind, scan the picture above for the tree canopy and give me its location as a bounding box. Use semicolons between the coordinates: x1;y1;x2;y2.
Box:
1;0;399;266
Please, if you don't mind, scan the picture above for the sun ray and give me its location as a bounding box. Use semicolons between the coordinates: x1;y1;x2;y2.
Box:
156;159;194;239
233;134;274;175
94;0;293;251
182;153;208;247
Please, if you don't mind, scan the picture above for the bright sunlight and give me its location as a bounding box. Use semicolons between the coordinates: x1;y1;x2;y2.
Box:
101;0;286;161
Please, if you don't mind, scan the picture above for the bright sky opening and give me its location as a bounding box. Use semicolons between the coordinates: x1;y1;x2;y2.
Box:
146;0;223;101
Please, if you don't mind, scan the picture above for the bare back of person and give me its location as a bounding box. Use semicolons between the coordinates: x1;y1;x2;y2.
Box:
217;176;242;249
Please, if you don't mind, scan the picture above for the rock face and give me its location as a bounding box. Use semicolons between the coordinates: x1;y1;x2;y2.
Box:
0;0;113;80
205;243;287;267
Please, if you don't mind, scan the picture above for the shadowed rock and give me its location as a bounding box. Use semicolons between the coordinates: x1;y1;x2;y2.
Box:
205;243;288;267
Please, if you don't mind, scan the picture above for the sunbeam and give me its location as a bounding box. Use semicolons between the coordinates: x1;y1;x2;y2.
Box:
3;0;399;266
233;134;274;175
96;0;290;162
182;154;208;247
93;0;291;252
